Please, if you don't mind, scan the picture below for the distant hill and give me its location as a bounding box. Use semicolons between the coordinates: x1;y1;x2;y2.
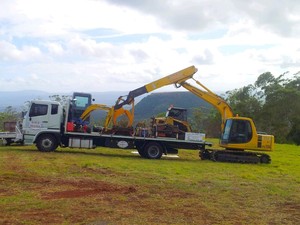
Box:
0;90;49;110
134;92;212;121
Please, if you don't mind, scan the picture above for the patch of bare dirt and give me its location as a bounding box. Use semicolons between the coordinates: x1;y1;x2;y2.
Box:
1;173;136;200
0;173;215;225
279;201;300;222
81;166;117;175
41;179;136;200
0;188;12;196
20;211;63;225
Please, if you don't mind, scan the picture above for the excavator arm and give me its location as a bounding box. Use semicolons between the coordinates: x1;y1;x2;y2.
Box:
80;103;134;131
80;104;112;121
179;78;274;152
181;79;234;130
114;66;198;110
113;65;234;131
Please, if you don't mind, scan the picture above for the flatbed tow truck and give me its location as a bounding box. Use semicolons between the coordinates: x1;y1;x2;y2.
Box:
21;95;210;160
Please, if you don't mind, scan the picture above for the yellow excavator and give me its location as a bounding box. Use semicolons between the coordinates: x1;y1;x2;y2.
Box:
80;103;134;131
111;65;274;163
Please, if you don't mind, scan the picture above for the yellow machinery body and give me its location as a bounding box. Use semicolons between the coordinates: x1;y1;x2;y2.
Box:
220;117;274;151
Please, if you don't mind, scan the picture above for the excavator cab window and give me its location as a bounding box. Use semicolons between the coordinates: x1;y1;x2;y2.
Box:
70;92;92;122
221;119;252;144
166;107;188;121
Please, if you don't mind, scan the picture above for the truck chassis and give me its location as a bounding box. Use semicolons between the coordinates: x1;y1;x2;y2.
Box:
35;129;210;160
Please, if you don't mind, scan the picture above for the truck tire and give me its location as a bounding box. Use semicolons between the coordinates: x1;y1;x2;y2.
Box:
2;138;14;146
36;134;58;152
137;146;147;158
199;149;211;160
144;142;163;159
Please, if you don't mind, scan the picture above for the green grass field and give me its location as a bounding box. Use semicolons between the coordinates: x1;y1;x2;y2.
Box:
0;140;299;225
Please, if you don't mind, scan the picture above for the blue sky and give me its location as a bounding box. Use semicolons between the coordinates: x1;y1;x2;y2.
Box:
1;0;300;93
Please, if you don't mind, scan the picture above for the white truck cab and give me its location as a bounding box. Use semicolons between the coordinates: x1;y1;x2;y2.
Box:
22;100;64;145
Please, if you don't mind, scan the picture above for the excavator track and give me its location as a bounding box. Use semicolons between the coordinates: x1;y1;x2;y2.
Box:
200;149;271;164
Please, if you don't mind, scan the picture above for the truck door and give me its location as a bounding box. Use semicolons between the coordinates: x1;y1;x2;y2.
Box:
26;102;49;129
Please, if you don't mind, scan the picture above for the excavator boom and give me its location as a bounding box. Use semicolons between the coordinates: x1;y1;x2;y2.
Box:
186;79;234;118
181;81;234;130
114;66;198;109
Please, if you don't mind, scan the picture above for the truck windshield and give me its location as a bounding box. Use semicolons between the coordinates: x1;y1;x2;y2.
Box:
222;119;232;141
71;92;92;122
74;96;89;108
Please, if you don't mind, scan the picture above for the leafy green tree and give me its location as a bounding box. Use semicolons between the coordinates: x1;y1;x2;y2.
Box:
191;108;221;138
287;118;300;145
223;71;300;144
49;95;71;106
286;73;300;144
225;84;262;122
241;71;300;143
255;71;300;143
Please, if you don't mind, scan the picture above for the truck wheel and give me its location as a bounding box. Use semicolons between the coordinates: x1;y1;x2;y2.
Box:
36;134;58;152
136;146;147;158
144;142;163;159
199;149;210;160
4;139;13;146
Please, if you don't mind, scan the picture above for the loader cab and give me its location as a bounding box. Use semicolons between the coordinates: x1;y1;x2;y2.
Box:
221;118;253;144
165;107;191;133
70;92;93;122
166;107;188;122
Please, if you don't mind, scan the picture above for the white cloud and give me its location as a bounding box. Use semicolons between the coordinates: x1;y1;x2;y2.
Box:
0;41;42;61
45;42;64;55
106;0;300;36
0;41;21;61
1;0;160;39
0;0;299;95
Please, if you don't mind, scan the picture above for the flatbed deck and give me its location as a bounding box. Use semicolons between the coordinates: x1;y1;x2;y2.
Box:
0;132;16;139
63;131;211;151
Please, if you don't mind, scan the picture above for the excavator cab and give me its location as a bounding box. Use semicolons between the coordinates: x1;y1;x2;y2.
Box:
220;117;274;151
221;118;252;144
70;92;92;122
